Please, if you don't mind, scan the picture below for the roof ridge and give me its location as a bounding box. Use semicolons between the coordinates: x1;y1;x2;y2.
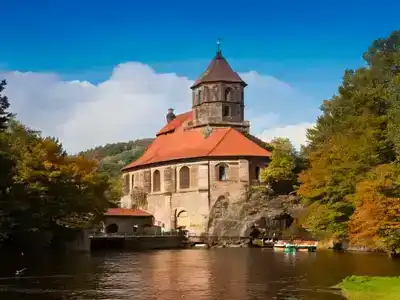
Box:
206;127;232;156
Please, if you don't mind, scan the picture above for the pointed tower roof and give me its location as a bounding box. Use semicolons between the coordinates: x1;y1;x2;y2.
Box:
191;40;247;89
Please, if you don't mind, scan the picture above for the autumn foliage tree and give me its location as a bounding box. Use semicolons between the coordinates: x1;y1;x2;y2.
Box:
298;30;400;247
348;164;400;252
0;82;110;250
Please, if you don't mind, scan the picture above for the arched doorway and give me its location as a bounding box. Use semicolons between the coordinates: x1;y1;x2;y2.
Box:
176;210;190;229
106;223;119;234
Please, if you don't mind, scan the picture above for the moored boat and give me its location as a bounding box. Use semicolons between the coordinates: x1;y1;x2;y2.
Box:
273;240;318;252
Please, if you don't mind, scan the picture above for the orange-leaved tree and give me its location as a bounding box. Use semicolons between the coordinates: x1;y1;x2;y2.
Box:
2;120;109;249
349;164;400;252
297;31;400;241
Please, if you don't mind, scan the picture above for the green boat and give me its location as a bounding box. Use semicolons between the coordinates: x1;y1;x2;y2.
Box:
283;244;297;253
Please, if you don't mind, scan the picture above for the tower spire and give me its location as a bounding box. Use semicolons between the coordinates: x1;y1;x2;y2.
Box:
216;38;222;55
190;38;247;89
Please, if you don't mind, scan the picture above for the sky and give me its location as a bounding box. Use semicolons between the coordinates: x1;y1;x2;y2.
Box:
0;0;399;153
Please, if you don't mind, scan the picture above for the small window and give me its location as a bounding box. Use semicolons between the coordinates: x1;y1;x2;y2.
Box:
197;90;202;103
153;170;161;192
217;164;228;181
131;174;135;189
179;166;190;189
223;106;230;117
224;88;232;101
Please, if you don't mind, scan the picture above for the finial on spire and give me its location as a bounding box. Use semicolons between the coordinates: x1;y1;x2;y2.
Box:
216;38;222;55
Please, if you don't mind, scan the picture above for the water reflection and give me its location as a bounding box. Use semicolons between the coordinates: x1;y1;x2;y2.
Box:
0;249;399;300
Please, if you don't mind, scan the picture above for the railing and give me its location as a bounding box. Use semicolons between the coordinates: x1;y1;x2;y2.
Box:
90;231;182;238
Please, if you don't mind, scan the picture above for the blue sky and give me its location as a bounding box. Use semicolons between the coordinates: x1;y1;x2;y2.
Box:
0;0;399;151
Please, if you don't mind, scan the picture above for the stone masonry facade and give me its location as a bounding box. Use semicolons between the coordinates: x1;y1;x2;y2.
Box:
120;47;271;235
189;82;249;132
120;158;268;235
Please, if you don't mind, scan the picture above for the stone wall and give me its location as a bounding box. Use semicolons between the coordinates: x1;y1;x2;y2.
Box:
124;236;183;250
209;159;247;208
248;157;269;183
121;157;268;235
190;82;247;130
144;161;210;234
104;216;153;234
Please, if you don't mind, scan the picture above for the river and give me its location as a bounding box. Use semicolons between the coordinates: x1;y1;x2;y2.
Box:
0;248;399;300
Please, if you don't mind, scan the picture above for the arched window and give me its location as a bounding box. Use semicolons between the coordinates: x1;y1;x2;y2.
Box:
123;174;130;195
255;167;261;181
153;170;161;192
224;87;232;101
179;166;190;189
217;164;228;181
131;174;135;189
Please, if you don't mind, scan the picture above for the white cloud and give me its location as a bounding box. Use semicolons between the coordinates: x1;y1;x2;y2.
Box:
1;62;317;153
258;122;315;149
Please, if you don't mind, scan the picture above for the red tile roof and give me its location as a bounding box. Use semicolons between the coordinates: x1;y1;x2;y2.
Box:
104;208;153;217
157;111;192;136
122;111;271;171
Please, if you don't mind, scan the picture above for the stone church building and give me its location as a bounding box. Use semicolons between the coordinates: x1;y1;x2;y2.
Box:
120;46;271;235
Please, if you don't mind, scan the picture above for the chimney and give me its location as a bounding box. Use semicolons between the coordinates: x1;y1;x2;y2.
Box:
166;108;176;123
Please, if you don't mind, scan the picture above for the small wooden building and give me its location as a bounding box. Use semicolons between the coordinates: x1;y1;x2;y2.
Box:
103;208;154;234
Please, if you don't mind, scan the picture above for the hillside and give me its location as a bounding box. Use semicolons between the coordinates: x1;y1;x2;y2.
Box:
81;138;154;178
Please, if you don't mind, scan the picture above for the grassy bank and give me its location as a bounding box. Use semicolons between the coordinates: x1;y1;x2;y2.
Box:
339;276;400;300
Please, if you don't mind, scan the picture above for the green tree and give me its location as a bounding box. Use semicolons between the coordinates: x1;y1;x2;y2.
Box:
260;137;300;194
298;30;400;241
0;121;110;249
0;80;13;130
105;176;123;206
0;80;15;242
0;79;118;250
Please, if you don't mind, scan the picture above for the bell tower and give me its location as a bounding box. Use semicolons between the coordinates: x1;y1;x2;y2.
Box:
189;39;249;132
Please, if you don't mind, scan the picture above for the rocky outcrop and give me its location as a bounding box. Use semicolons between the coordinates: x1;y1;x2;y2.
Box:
207;187;306;238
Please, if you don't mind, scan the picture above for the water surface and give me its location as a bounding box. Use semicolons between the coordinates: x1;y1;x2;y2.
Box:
1;248;400;299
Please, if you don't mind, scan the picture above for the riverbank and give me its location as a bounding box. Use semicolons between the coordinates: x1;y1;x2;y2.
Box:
339;276;400;300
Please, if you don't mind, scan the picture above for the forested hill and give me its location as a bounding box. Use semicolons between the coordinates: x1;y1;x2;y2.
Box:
81;138;154;160
80;138;154;178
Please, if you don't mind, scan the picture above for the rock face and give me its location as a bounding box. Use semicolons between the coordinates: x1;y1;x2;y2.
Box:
207;187;304;238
